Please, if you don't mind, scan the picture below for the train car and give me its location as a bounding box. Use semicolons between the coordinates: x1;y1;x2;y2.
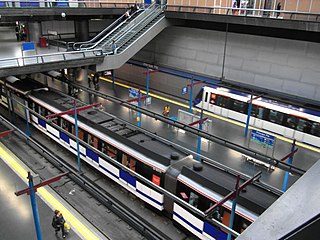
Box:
194;85;320;148
0;77;280;239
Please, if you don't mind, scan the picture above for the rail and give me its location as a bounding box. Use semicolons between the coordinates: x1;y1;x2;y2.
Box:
166;5;320;22
0;49;103;69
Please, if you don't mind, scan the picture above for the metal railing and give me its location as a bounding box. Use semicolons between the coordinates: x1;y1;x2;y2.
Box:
72;11;128;50
0;49;103;69
0;0;140;8
78;6;147;51
112;6;164;54
101;3;162;53
166;5;320;22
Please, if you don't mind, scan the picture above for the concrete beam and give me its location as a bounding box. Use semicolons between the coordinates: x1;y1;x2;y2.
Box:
165;11;320;33
0;56;104;78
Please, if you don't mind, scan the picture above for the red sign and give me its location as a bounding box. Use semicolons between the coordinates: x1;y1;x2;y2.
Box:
180;192;188;199
152;175;161;186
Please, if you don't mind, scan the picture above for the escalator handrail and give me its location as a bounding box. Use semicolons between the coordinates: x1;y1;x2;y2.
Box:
81;3;157;51
97;4;161;52
73;11;127;50
103;7;163;53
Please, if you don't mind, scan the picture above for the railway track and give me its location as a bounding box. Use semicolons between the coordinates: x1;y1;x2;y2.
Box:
0;115;186;240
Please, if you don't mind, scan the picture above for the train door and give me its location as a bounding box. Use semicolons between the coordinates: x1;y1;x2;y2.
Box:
201;90;210;110
120;153;137;190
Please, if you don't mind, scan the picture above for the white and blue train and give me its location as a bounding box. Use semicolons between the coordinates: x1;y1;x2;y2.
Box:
194;86;320;148
0;77;280;239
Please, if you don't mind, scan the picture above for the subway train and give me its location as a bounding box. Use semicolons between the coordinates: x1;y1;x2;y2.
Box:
194;86;320;148
0;77;281;240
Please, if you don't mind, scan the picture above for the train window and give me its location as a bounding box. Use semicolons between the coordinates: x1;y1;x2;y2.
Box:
296;118;308;132
107;145;118;159
122;154;136;171
189;192;199;208
210;93;216;104
286;116;297;130
194;89;203;102
39;107;46;116
88;134;98;149
232;100;247;113
268;110;284;124
129;158;136;171
216;96;230;108
61;119;70;133
310;122;320;137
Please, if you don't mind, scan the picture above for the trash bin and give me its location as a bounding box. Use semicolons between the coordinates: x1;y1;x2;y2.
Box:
39;37;47;48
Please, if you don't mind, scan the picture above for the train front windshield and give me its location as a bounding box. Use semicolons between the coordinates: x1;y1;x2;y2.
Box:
194;88;204;105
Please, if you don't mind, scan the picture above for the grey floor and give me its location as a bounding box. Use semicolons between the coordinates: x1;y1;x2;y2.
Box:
0;155;80;240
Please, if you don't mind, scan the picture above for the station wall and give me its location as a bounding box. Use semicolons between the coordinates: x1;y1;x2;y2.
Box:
117;26;320;102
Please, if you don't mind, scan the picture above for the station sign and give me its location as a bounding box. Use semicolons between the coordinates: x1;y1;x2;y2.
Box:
129;88;140;98
251;129;275;147
22;42;35;51
182;87;188;95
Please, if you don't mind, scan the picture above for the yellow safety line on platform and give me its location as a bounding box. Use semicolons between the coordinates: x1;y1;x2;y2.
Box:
99;76;320;153
0;144;99;240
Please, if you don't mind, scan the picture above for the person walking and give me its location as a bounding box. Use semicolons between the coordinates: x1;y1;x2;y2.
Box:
52;210;66;238
111;40;117;54
276;2;281;18
15;25;20;41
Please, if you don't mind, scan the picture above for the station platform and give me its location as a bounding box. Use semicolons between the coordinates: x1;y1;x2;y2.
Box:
0;142;108;240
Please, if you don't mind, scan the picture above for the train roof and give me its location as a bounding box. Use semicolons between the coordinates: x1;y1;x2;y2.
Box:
0;77;48;95
179;158;280;215
30;89;188;169
203;85;320;118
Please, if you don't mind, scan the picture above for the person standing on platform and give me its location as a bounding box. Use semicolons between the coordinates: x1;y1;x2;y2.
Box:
15;24;20;41
276;2;282;18
52;210;66;238
162;104;170;117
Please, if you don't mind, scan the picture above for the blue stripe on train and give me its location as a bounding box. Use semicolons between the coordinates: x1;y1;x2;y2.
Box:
59;131;70;144
86;148;99;163
204;221;228;240
119;169;136;188
38;118;46;128
173;211;202;234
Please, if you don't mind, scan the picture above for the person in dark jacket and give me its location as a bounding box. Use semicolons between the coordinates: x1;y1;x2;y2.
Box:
52;210;66;238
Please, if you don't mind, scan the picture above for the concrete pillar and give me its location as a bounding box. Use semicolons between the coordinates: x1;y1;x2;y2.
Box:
74;19;89;42
27;22;42;44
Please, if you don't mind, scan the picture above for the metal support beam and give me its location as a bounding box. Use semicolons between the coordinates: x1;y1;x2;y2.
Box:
15;172;68;196
127;95;147;103
189;117;208;127
205;171;262;217
0;129;14;138
282;139;297;192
